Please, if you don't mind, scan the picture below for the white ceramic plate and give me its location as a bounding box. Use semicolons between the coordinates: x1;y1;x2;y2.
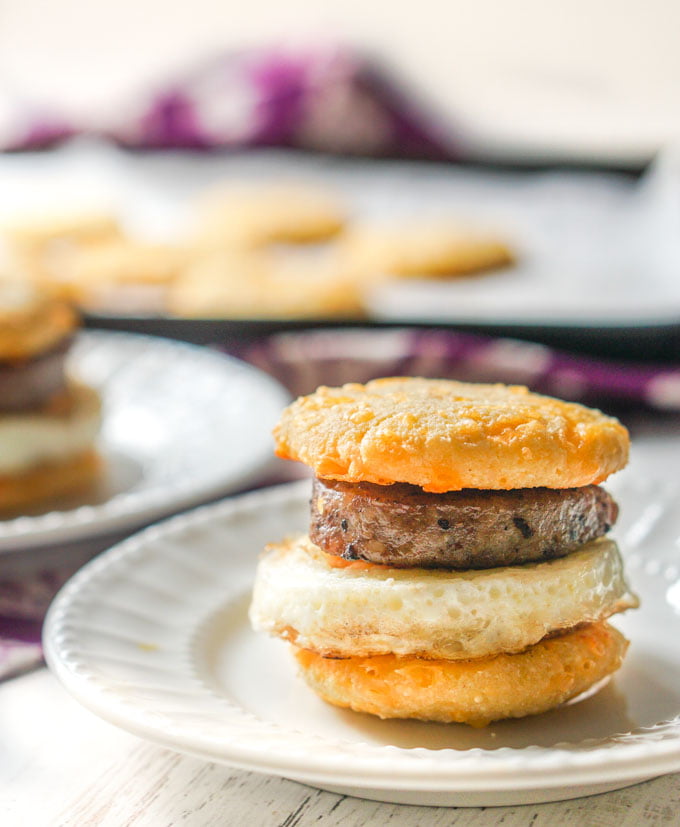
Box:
44;476;680;807
0;331;289;551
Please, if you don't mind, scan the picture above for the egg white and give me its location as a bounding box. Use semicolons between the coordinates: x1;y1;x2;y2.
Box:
0;382;101;474
250;534;638;660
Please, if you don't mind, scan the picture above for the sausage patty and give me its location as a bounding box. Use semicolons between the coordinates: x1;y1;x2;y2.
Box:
0;336;71;413
310;478;618;569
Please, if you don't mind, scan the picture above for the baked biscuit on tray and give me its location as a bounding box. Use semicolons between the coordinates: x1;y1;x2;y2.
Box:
251;377;638;727
1;186;518;319
167;249;364;319
191;185;346;249
2;212;122;251
341;222;514;280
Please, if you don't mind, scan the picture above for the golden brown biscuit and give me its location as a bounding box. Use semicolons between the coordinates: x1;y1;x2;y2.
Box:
341;222;514;280
274;378;629;491
46;240;188;288
168;250;364;319
0;448;101;512
3;213;122;302
192;185;346;249
0;281;77;360
294;621;628;727
2;212;121;250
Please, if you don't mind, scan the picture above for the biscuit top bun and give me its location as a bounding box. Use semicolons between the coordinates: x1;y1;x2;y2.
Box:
0;280;77;360
274;377;629;492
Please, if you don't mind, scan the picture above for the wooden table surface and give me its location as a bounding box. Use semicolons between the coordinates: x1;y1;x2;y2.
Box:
2;668;679;827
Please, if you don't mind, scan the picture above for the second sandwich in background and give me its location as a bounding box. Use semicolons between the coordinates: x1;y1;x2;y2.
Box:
0;281;102;512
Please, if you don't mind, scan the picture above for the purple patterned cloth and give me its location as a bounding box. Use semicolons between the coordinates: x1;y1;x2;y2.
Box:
1;46;455;159
242;327;680;411
0;532;133;680
2;326;679;681
0;617;43;680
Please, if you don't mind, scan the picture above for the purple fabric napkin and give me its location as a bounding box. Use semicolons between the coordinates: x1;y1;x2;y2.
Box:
0;533;130;680
1;46;455;160
3;326;679;681
242;327;680;411
0;617;43;680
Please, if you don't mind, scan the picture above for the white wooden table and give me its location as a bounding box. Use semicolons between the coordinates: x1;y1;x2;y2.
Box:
2;668;679;826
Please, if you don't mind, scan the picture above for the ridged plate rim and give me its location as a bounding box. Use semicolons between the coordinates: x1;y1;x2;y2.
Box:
43;480;680;797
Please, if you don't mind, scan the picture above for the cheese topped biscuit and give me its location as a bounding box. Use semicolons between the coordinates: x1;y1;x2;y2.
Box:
0;280;77;360
294;622;628;727
274;377;629;491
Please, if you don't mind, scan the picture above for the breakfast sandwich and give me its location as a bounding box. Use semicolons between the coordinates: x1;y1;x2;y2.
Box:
0;281;101;511
250;377;638;727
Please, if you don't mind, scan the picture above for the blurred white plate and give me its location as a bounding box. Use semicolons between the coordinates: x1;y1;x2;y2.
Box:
0;331;289;551
44;478;680;807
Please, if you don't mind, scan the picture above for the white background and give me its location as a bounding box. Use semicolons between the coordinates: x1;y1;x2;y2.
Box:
2;0;680;161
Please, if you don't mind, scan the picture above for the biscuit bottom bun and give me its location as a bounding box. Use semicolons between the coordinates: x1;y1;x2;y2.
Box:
294;621;628;728
0;448;101;511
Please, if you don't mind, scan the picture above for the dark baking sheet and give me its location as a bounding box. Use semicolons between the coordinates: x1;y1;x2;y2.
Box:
83;314;680;363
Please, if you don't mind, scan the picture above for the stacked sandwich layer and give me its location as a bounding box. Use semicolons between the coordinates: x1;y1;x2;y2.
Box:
250;378;638;727
0;282;101;511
